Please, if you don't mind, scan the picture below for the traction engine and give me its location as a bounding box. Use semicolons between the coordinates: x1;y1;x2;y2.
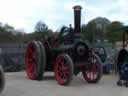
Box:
25;5;102;85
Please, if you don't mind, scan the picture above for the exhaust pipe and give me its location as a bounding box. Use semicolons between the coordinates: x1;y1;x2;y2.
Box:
73;5;82;37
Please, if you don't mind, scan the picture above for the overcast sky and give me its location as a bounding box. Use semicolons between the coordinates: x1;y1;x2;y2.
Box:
0;0;128;33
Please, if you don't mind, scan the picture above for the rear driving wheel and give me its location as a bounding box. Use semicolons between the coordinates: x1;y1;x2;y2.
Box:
38;41;46;79
82;54;102;83
25;41;45;80
54;54;74;85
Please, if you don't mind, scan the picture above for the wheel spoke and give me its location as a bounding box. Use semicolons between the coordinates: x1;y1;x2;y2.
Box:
54;54;73;85
25;42;37;79
92;72;95;80
82;54;102;83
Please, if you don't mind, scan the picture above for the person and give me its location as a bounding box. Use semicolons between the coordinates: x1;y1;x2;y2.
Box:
69;24;74;33
66;24;74;44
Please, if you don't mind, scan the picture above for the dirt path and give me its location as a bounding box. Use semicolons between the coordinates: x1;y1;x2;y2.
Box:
1;72;128;96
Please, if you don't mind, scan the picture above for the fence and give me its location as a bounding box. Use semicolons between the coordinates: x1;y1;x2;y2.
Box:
0;44;26;72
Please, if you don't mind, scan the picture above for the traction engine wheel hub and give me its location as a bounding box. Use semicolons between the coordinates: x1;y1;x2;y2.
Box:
54;54;74;85
76;45;86;56
82;54;102;83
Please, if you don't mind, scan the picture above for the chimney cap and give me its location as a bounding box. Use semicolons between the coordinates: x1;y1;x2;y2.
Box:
73;5;82;11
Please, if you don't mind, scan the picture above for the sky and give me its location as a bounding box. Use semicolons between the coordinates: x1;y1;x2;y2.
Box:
0;0;128;33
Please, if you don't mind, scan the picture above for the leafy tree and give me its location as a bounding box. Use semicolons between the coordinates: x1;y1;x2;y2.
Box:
28;21;54;41
0;22;25;43
85;17;111;43
106;21;124;44
35;21;48;32
0;23;5;32
4;24;15;32
81;24;87;40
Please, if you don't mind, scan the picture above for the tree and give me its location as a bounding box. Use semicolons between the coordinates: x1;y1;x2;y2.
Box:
81;24;87;40
106;21;124;44
4;24;15;32
85;17;111;43
0;22;25;43
30;21;54;41
35;21;48;32
0;23;5;32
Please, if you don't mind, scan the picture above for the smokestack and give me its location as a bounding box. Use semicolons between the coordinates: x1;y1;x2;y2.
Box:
73;5;82;37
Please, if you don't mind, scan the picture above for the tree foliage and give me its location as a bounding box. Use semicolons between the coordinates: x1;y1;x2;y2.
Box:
106;21;124;43
35;21;48;32
83;17;110;42
81;24;87;39
0;23;24;43
81;17;124;45
0;18;125;45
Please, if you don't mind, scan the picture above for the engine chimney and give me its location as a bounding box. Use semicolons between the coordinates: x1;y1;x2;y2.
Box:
73;5;82;37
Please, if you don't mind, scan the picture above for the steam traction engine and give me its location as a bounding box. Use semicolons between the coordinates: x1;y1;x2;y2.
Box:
25;5;102;85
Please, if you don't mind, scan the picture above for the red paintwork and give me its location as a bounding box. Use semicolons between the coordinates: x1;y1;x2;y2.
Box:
77;64;86;67
82;64;98;81
25;42;36;80
54;55;69;85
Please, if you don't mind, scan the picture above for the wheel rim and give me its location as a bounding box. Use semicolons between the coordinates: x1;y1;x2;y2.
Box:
55;56;70;85
83;56;99;81
25;42;37;79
